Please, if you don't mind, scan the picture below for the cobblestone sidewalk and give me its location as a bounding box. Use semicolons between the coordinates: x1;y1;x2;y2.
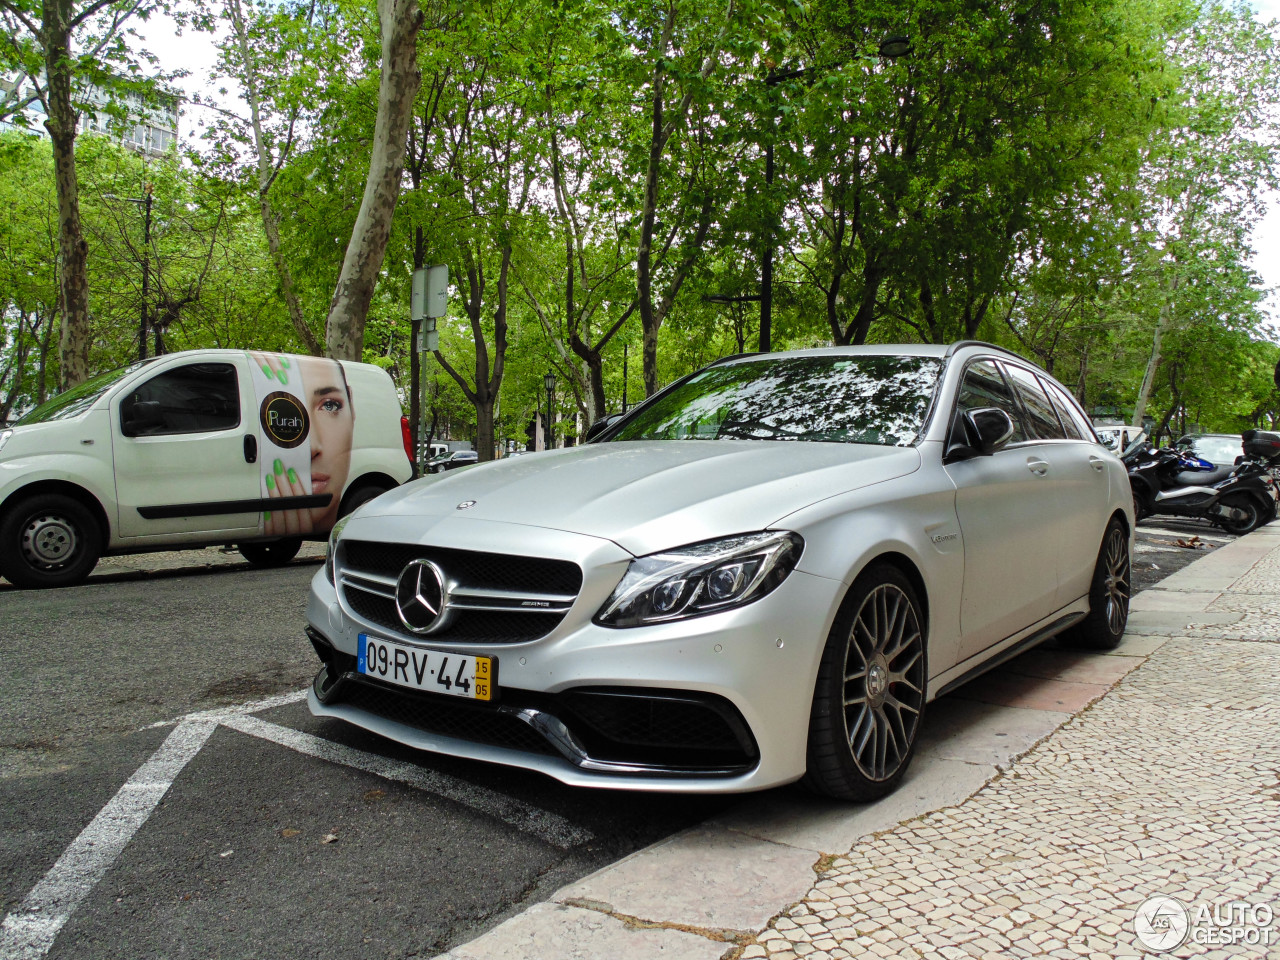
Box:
742;536;1280;960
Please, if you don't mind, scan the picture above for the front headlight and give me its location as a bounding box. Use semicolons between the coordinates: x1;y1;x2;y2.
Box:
595;530;804;628
324;514;353;586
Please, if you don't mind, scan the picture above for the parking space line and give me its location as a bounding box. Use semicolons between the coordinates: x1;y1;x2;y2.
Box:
220;714;593;850
0;720;218;960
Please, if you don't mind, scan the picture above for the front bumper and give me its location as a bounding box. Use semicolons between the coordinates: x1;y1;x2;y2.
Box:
305;533;843;793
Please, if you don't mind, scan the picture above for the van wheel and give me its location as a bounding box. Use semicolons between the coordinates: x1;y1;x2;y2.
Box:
338;482;390;519
0;494;102;589
803;563;927;801
238;538;302;567
1062;519;1129;650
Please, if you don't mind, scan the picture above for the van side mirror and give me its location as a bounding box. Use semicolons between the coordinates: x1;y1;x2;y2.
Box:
585;413;625;443
122;400;164;437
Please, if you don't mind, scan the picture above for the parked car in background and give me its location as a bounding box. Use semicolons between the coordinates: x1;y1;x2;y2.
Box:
306;341;1132;801
1094;424;1146;453
427;450;478;473
1175;433;1244;466
0;350;413;588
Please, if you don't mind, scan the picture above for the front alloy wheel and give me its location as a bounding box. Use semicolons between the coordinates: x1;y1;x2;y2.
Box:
805;563;927;801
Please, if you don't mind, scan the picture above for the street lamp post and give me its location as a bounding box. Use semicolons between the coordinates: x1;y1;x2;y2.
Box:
544;372;555;450
106;185;155;360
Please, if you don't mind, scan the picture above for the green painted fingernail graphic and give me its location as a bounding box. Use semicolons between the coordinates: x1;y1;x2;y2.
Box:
261;364;272;378
273;458;284;474
264;511;272;521
276;369;288;384
265;473;275;491
279;357;291;368
287;467;299;484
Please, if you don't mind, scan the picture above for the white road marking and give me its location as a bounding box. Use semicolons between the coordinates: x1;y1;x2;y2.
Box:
0;720;217;960
220;713;592;850
141;688;309;730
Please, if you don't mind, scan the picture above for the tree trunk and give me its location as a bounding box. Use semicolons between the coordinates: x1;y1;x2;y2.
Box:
43;0;91;389
324;0;423;360
1132;273;1178;429
227;0;323;356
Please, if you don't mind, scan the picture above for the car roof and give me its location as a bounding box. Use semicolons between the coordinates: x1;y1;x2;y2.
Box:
720;341;1026;364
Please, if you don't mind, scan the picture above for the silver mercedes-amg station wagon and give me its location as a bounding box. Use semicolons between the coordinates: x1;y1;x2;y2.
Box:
304;342;1132;799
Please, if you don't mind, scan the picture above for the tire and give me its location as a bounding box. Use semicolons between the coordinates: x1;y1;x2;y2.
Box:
0;493;102;589
803;563;927;801
238;538;302;567
1062;518;1130;650
338;482;390;519
1131;488;1148;523
1217;494;1262;535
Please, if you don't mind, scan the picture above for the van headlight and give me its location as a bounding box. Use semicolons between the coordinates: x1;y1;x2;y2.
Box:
594;531;803;627
324;514;353;586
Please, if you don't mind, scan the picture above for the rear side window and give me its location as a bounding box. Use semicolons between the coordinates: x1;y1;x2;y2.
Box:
120;363;241;437
1040;378;1092;441
1002;364;1064;440
955;360;1027;444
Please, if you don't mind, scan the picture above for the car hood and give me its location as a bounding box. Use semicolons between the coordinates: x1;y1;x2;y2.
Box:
361;440;920;557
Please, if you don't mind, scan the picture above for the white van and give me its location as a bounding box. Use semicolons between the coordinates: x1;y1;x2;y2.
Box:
0;349;414;588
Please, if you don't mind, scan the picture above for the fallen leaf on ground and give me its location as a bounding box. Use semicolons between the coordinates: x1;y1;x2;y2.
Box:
323;833;339;844
280;828;301;839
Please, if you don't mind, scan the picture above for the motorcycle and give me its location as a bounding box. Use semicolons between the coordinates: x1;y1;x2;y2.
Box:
1122;432;1280;534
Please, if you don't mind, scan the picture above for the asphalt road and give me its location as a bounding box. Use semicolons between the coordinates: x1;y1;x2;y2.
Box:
0;518;1234;959
0;561;729;960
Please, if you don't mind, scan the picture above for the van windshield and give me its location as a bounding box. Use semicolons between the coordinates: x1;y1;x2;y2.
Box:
15;361;151;425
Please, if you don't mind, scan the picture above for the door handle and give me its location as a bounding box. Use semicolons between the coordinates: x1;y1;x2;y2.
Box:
244;434;258;464
1088;456;1106;472
1026;458;1050;476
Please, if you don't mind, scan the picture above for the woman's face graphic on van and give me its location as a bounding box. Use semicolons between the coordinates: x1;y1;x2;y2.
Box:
298;356;354;531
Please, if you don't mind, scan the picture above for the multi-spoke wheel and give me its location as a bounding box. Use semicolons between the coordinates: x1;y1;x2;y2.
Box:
804;563;927;801
0;493;102;589
1063;518;1130;650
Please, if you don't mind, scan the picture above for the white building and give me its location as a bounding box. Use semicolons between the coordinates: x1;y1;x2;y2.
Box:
0;73;178;158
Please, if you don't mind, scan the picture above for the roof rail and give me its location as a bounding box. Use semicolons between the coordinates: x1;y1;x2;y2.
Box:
944;340;1029;362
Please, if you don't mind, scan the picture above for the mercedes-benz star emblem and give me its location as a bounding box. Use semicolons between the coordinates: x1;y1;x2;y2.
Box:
395;559;449;634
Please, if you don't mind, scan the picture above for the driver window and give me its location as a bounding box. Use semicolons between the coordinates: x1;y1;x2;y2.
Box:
955;360;1027;444
120;363;240;437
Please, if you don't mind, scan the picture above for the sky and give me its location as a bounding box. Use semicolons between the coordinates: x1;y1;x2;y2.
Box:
139;3;1280;325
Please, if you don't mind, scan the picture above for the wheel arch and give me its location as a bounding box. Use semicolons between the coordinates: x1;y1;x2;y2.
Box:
338;472;398;515
1;480;112;546
847;550;931;639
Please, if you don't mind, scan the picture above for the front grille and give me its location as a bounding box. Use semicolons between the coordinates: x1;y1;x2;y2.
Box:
338;540;582;645
343;541;582;594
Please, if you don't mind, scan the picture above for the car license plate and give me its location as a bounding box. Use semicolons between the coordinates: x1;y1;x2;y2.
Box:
357;634;494;701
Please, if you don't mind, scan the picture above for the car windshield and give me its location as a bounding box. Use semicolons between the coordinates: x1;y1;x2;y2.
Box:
610;354;942;446
15;360;151;425
1178;435;1241;463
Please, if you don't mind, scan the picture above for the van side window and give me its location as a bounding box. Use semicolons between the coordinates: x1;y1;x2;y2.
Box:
1001;364;1065;440
955;360;1027;444
120;363;240;437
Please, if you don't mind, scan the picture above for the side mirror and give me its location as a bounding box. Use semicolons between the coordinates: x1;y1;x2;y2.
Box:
945;407;1016;462
585;413;625;443
122;400;163;437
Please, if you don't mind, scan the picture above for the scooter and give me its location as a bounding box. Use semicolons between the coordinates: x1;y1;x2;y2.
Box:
1123;436;1279;534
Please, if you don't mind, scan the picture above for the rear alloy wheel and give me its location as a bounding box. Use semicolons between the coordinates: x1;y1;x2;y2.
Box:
1063;519;1129;650
804;563;927;801
238;538;302;567
1217;495;1261;536
0;493;102;589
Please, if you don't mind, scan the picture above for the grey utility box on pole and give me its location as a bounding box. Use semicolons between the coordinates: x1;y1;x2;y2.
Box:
412;264;448;352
